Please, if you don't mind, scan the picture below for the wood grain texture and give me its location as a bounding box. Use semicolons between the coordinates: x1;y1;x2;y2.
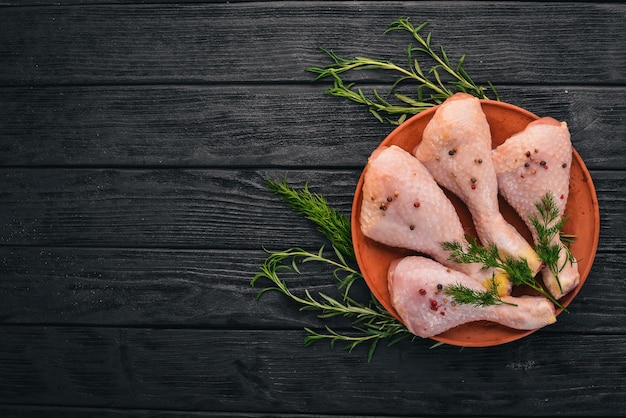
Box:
0;2;624;85
1;1;625;416
0;246;622;333
0;168;355;248
1;85;625;169
0;168;620;249
0;326;625;416
0;246;355;330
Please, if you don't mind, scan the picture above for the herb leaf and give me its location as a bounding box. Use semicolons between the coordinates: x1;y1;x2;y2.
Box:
251;246;412;362
442;235;567;311
306;18;499;125
264;178;354;260
444;281;516;307
528;192;576;293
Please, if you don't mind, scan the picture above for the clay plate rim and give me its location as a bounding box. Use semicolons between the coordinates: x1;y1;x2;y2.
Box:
351;100;600;347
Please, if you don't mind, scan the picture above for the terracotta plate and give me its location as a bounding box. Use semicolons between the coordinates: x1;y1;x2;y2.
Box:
351;100;600;347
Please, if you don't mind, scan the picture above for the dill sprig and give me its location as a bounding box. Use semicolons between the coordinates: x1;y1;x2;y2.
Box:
445;277;516;308
306;17;499;125
251;246;412;362
528;193;576;293
264;178;354;260
442;238;566;311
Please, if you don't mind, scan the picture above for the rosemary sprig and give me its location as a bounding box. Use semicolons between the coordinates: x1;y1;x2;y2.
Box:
528;193;576;293
306;18;499;125
385;18;496;98
251;246;412;362
265;178;354;260
320;73;432;125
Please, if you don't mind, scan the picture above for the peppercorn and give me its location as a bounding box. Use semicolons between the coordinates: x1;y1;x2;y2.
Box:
430;299;439;311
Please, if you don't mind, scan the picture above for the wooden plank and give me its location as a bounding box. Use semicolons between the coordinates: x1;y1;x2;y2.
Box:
0;405;364;418
0;245;622;333
0;168;619;249
0;407;256;418
0;2;622;417
1;85;624;170
0;326;624;416
0;3;624;85
0;168;354;249
0;246;352;330
0;84;392;169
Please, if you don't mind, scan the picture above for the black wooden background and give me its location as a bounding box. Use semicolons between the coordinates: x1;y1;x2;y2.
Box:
1;1;625;417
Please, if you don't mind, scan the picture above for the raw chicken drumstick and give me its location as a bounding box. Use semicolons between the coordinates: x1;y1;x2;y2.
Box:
414;93;542;274
359;145;509;291
388;256;557;338
492;117;579;299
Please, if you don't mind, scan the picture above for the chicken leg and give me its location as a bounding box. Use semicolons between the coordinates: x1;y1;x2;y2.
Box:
413;93;542;274
492;117;579;299
359;145;509;291
388;256;557;338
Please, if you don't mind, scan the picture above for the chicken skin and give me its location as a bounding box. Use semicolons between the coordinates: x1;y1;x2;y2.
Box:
492;117;579;299
359;145;506;287
414;93;542;274
388;256;557;338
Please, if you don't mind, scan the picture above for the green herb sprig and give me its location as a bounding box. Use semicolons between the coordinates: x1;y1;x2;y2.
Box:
444;276;516;308
252;180;412;361
529;193;576;293
442;236;567;311
306;18;499;125
264;178;353;260
252;245;412;362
